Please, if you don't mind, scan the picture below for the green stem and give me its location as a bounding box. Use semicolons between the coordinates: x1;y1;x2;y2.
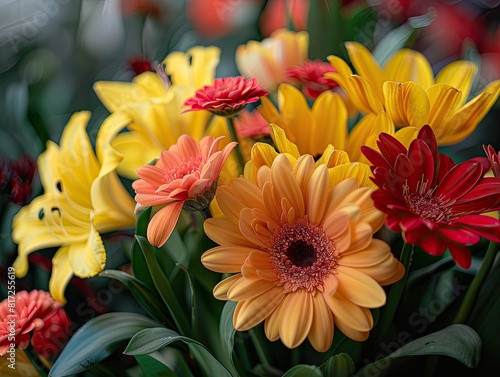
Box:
374;243;414;344
225;116;245;174
453;241;499;324
249;329;270;367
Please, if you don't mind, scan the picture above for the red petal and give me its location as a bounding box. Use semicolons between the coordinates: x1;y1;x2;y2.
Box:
435;160;483;201
438;227;480;245
446;242;472;269
451;215;500;243
436;154;455;184
361;146;391;170
417;125;438;162
407;139;435;192
417;231;447;256
377;132;407;165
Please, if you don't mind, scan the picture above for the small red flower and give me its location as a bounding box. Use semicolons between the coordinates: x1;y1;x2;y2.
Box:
0;155;36;205
128;56;155;76
284;59;338;100
183;76;269;116
234;109;270;139
362;125;500;269
0;290;61;355
31;308;71;361
484;144;500;177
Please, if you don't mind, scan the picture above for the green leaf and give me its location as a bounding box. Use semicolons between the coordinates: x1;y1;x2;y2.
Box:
320;353;355;377
282;364;323;377
135;354;177;377
136;235;190;335
125;327;232;377
355;324;481;377
132;207;156;290
372;8;437;65
48;313;160;377
218;301;239;376
98;269;173;327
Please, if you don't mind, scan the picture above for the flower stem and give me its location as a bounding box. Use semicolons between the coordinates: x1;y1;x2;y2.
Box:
374;242;414;345
453;241;499;324
225;116;245;174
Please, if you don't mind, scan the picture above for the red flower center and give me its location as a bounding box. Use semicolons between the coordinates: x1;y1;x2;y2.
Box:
404;187;451;222
269;219;337;292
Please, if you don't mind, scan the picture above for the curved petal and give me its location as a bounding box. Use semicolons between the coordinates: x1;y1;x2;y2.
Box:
311;91;348;153
308;295;334;352
279;292;313;349
323;291;373;332
336;266;386;308
384;49;434;88
49;247;75;304
233;286;284;331
147;201;184;247
201;246;256;273
435;60;477;106
383;81;430;128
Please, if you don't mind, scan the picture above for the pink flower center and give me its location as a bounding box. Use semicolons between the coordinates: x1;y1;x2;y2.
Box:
404;188;451;222
269;219;337;293
165;155;204;182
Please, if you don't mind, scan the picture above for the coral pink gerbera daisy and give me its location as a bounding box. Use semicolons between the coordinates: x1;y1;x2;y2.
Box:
284;59;338;100
132;134;237;247
183;76;269;116
362;125;500;269
0;290;61;355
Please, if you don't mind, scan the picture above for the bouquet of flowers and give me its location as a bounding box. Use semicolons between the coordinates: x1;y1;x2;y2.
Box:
1;1;500;376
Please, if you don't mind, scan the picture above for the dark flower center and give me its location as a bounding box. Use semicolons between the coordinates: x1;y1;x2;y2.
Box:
287;240;317;268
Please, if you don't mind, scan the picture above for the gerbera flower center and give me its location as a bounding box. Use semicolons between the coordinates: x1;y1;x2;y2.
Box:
165;155;203;182
404;187;451;222
269;219;337;293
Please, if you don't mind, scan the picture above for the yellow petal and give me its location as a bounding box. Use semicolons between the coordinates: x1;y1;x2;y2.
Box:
311;91;348;152
188;46;221;89
328;162;375;190
348;75;385;113
346;112;394;162
67;214;106;278
345;41;385;103
49;246;75;304
383;81;430;128
201;246;255;273
258;96;283;127
271;155;305;218
307;165;329;224
383;49;434;89
269;124;300;158
279;292;313;349
336;266;386;307
435;60;477;106
323;291;373;332
308;295;334;352
426;84;462;127
437;80;500;145
393;127;421;149
249;141;281;173
233;286;284;330
214;274;241;300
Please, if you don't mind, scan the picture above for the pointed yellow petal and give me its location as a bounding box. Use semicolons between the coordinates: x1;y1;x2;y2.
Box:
250;141;281;172
393;127;421;149
336;266;386;307
279;292;313;349
258;96;283;127
188;46;221;88
348;75;384;113
435;60;477;106
426;84;462;127
49;246;74;304
269;124;300;158
383;81;430;128
311;91;348;153
437;80;500;145
384;49;434;88
233;286;284;330
345;41;385;103
271;155;305;217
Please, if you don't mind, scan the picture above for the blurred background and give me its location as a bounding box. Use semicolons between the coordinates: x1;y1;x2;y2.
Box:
2;0;500;275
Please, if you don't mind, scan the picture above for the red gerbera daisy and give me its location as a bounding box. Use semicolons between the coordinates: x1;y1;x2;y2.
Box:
284;59;338;100
361;125;500;269
183;76;269;116
484;144;500;177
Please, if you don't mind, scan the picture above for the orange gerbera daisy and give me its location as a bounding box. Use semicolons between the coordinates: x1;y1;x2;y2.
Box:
133;134;236;247
201;154;404;352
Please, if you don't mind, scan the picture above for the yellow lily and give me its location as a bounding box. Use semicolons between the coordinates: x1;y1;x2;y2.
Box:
327;41;500;145
258;83;418;165
94;46;234;179
12;111;136;303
